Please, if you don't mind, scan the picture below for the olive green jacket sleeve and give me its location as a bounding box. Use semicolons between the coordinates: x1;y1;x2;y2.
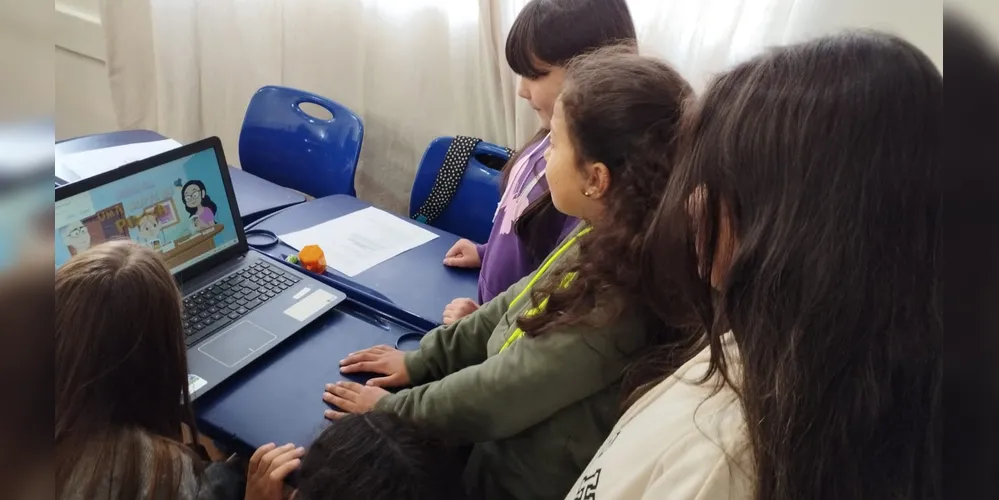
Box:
377;316;645;444
401;273;528;385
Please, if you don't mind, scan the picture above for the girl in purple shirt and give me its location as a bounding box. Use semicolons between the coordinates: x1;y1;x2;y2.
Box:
442;0;638;324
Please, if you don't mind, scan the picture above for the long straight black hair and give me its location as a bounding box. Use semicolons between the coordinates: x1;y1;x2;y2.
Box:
942;14;999;499
501;0;636;259
638;31;942;500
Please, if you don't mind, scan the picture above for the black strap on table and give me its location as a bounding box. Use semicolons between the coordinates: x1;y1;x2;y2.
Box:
412;135;513;225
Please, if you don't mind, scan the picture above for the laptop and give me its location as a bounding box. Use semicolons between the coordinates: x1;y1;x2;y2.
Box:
55;136;346;399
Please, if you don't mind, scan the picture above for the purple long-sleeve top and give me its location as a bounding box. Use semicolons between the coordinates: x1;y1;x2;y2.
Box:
474;134;578;303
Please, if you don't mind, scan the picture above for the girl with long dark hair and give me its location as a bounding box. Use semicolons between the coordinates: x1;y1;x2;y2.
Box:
567;31;942;500
56;241;302;500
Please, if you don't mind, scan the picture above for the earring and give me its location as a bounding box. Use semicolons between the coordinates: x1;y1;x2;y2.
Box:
583;190;594;197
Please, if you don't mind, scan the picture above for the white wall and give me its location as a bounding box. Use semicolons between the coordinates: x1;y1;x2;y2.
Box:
0;0;53;121
55;0;118;140
783;0;942;69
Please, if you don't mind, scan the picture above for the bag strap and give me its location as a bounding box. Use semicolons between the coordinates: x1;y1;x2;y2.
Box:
412;136;512;225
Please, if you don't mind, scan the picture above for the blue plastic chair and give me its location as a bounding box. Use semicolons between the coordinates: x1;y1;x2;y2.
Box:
239;86;364;197
409;137;509;243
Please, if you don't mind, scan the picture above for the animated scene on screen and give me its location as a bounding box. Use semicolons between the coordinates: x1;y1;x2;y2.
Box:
54;149;238;273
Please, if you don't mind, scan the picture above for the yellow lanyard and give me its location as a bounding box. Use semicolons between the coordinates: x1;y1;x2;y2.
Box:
499;226;592;352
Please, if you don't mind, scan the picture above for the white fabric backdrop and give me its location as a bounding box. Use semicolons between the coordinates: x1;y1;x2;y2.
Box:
101;0;941;214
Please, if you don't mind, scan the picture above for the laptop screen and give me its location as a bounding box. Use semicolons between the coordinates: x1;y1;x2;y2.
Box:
54;147;240;273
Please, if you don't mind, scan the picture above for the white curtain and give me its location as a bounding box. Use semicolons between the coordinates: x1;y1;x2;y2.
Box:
101;0;941;214
102;0;515;212
629;0;941;90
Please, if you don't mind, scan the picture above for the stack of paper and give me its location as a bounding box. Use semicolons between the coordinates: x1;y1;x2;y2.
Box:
279;207;439;277
56;139;183;183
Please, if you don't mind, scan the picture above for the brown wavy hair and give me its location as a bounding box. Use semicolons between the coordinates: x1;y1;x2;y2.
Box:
502;0;637;260
56;240;202;498
517;46;693;337
640;32;941;500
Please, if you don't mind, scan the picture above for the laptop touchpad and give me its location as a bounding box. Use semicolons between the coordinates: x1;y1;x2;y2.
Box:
199;321;277;368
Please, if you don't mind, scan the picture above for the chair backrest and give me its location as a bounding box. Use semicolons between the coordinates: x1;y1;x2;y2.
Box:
409;137;508;243
239;86;364;197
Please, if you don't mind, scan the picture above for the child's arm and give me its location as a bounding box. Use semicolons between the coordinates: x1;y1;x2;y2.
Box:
378;316;645;442
403;275;523;384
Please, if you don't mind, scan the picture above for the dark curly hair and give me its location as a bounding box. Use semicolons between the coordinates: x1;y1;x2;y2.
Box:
516;46;693;337
296;413;465;500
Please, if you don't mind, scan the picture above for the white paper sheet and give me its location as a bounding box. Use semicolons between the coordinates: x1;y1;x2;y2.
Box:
55;139;183;182
278;206;439;277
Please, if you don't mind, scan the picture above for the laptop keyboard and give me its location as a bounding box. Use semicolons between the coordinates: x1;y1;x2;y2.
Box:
182;260;301;347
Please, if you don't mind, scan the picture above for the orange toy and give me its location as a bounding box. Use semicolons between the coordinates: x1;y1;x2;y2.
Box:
298;245;327;274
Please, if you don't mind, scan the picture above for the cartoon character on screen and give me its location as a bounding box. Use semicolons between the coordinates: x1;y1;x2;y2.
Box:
60;220;91;256
129;210;164;250
182;180;218;231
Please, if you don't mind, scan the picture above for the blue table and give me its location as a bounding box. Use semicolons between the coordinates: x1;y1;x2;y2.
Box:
195;299;421;454
195;195;479;453
247;194;479;329
55;130;306;223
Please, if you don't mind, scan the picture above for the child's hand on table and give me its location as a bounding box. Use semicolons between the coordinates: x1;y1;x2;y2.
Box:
338;345;410;387
322;381;390;420
245;443;304;500
443;239;481;268
327;345;410;420
443;298;479;325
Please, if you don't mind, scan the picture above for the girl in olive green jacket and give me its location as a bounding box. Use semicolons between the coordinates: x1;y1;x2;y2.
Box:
324;48;693;500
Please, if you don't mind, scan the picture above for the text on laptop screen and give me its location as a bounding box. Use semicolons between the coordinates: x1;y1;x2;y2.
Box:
54;148;239;273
